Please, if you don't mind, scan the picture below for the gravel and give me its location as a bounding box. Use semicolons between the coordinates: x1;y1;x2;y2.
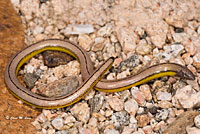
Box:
10;0;200;133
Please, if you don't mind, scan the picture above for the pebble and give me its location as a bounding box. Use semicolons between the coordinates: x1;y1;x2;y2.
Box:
137;107;144;114
116;70;130;79
116;28;138;53
104;129;119;134
63;115;76;124
41;128;47;134
194;114;200;128
103;42;116;58
136;114;150;127
119;90;130;102
84;89;95;101
78;34;93;51
155;109;169;121
41;121;51;130
105;110;113;117
55;130;67;134
24;64;35;74
130;115;137;124
173;85;200;108
124;99;138;116
90;94;105;112
121;126;134;134
165;16;183;28
12;0;200;134
112;111;130;127
116;55;140;72
32;25;44;35
31;120;41;130
35;33;47;42
51;116;63;130
193;53;200;69
182;53;193;65
110;34;118;43
153;121;166;131
53;60;80;79
91;37;106;52
97;23;113;37
186;77;200;91
70;102;90;123
170;44;185;57
142;125;152;134
190;37;200;54
156;91;172;101
136;42;152;55
157;101;173;108
166;117;176;125
92;112;106;122
186;127;200;134
109;96;124;111
131;87;146;106
150;119;158;128
42;110;57;120
37;76;79;97
62;24;94;35
145;106;158;115
139;84;152;101
169;57;185;65
67;127;78;134
142;55;151;64
174;109;185;116
155;44;184;61
172;32;188;43
24;73;39;89
80;126;99;134
88;117;98;127
36;113;47;123
146;20;168;48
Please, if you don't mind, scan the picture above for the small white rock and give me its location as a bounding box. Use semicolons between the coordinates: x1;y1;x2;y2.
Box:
24;64;35;74
63;115;76;124
130;115;137;124
36;113;47;123
109;96;124;111
32;25;44;35
122;126;135;134
116;28;138;53
131;87;146;106
97;23;113;37
136;42;152;55
104;129;119;134
173;85;200;108
139;84;152;101
63;24;94;35
92;37;106;51
170;44;184;57
88;117;98;127
78;34;93;51
194;114;200;128
156;91;172;101
52;117;63;130
172;33;189;43
155;109;169;121
116;70;131;79
31;120;41;130
70;102;90;123
186;127;200;134
124;99;138;116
